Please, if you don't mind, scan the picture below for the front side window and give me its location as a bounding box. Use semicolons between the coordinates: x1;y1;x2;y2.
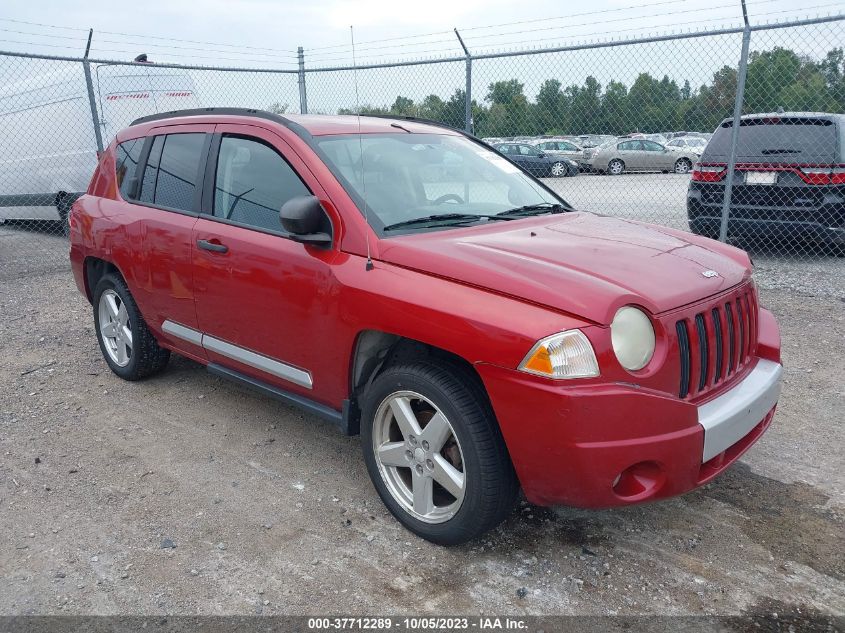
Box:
642;141;664;152
115;138;143;198
213;136;310;232
315;133;564;234
518;145;539;156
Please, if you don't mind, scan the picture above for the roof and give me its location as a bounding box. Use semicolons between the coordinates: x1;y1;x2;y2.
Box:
129;107;462;136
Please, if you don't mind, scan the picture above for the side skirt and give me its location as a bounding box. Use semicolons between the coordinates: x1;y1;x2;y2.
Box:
207;363;358;435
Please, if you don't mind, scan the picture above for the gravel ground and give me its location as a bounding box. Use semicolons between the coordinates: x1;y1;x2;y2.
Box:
1;209;844;618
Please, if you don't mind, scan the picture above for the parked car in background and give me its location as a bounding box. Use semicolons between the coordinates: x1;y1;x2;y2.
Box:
70;108;782;545
688;111;845;253
667;136;708;155
645;133;669;145
494;142;578;177
530;138;585;163
588;139;698;175
0;58;199;232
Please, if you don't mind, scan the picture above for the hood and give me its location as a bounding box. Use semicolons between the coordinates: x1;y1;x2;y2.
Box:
377;213;751;325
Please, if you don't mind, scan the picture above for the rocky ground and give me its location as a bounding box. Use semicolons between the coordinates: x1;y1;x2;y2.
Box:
0;227;843;617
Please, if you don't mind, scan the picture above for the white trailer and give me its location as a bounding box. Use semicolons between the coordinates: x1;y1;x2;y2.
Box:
0;62;199;227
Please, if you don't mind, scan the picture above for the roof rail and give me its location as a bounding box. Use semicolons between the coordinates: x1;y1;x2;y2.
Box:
130;107;289;128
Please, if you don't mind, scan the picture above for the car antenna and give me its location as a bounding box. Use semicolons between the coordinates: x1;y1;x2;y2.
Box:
351;25;374;272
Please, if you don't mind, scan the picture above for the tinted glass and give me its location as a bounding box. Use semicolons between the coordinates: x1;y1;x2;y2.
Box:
704;117;837;163
115;138;143;199
213;136;310;232
642;141;663;151
314;133;563;234
153;133;205;212
139;135;164;204
518;145;538;156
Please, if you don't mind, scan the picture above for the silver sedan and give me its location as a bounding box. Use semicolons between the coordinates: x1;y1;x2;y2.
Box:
587;139;699;175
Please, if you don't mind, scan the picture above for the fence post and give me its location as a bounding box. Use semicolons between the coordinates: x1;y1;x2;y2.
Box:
454;29;473;134
719;0;751;243
297;46;308;114
82;29;104;153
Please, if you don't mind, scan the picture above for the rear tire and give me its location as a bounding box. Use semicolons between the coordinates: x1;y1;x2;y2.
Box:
93;273;170;381
361;361;518;545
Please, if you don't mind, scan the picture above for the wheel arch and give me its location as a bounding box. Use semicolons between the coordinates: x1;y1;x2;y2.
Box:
346;330;494;434
82;256;122;303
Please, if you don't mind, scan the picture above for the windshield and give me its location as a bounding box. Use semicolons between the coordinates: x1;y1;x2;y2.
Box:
314;133;566;234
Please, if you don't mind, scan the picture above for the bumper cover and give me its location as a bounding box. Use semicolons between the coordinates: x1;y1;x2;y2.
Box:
698;358;782;462
477;313;782;508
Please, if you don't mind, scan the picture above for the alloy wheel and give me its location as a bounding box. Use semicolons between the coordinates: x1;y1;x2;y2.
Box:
98;289;133;367
550;162;565;177
372;391;466;523
674;159;692;174
609;160;624;175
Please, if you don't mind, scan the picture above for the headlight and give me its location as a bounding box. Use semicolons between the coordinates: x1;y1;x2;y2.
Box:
518;330;599;379
611;306;655;371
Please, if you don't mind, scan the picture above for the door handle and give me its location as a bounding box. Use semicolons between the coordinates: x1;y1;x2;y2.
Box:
197;238;229;254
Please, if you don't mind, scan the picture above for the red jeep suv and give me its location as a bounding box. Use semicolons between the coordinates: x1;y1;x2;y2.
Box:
69;108;782;545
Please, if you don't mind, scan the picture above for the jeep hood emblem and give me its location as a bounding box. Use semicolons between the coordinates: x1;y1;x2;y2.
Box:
702;270;720;278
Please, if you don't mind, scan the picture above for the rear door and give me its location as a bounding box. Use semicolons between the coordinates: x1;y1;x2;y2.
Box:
117;124;212;360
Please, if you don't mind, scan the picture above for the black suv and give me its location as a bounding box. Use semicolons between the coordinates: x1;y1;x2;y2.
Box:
687;112;844;253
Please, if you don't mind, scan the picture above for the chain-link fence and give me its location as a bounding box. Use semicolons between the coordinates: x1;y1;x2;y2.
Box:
1;14;843;274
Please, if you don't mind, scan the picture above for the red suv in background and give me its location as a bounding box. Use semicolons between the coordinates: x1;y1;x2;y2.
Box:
69;109;782;545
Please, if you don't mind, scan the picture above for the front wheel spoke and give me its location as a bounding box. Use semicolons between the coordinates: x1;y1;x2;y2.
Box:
100;321;117;338
117;303;129;327
432;454;465;500
389;397;423;439
122;325;133;347
377;441;408;467
105;294;120;319
419;412;451;452
412;470;434;516
116;341;128;364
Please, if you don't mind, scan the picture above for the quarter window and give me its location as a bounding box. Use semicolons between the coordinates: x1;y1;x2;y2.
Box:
213;136;310;232
139;135;164;204
115;138;143;198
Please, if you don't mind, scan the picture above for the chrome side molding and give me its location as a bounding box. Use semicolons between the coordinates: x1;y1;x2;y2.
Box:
161;319;313;389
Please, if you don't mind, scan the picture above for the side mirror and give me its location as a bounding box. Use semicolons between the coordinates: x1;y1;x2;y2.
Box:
279;195;332;246
537;152;546;158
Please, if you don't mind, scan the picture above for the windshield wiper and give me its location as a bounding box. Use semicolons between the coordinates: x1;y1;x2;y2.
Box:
496;202;567;217
383;213;511;231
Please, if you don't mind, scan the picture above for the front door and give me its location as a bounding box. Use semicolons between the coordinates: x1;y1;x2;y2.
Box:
190;124;340;404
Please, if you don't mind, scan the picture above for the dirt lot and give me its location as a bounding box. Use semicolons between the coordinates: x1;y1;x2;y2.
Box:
1;228;843;617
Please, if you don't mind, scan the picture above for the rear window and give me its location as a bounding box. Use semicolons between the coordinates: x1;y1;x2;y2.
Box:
703;116;839;163
138;133;206;212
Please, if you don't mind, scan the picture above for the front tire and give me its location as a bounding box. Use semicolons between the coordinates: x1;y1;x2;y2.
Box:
361;362;518;545
550;161;566;177
93;273;170;380
608;159;625;175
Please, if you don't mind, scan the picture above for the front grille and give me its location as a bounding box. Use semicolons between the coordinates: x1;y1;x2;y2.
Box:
675;285;758;399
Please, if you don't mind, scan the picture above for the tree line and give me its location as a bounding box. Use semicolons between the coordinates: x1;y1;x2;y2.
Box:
338;47;844;138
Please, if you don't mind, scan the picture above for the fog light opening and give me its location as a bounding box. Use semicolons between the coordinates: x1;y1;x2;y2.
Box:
612;461;666;501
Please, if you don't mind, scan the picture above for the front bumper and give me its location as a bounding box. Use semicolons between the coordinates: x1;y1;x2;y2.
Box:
476;313;782;507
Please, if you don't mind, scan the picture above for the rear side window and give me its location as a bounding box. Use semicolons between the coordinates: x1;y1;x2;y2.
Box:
115;139;143;198
212;136;310;232
704;117;838;163
138;133;206;212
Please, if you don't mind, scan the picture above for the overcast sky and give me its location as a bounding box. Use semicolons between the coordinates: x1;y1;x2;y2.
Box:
3;0;843;67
